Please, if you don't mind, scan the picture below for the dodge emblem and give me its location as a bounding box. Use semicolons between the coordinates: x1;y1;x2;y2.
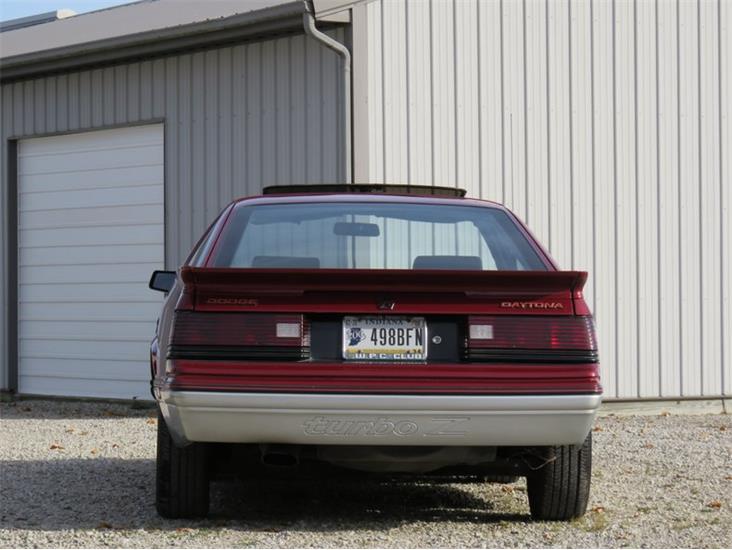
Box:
378;299;396;310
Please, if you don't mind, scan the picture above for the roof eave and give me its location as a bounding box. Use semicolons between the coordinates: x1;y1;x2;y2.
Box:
0;1;309;83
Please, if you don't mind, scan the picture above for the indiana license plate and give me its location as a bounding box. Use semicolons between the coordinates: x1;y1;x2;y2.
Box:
342;316;427;361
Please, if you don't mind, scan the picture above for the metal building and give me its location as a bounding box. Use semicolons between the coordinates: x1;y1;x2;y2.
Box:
0;0;730;402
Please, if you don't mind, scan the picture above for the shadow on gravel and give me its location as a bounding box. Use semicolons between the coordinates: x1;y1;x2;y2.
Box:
0;458;529;532
0;401;154;420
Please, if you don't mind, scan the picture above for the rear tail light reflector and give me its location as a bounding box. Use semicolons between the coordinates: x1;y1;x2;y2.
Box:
468;315;597;350
276;322;301;339
172;312;309;347
469;324;494;340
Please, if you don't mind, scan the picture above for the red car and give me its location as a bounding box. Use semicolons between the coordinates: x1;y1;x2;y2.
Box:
149;184;601;521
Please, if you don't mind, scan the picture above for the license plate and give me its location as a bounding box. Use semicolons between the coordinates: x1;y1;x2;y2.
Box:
342;316;427;361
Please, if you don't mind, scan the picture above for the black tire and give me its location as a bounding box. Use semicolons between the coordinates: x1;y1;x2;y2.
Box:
526;433;592;521
155;409;209;519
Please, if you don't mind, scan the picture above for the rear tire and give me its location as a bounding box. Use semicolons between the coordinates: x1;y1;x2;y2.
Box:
156;409;209;519
526;433;592;521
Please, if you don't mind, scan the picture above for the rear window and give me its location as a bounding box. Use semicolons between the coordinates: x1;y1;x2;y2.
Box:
210;202;547;271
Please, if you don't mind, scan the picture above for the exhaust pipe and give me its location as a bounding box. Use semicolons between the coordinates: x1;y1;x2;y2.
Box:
260;444;300;467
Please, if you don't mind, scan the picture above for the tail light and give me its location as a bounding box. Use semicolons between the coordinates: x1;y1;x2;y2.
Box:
169;312;310;360
466;315;598;363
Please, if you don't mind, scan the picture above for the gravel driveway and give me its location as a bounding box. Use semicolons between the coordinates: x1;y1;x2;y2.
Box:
0;399;730;548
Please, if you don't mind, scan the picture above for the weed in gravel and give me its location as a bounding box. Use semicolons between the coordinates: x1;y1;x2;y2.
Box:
672;518;699;531
572;509;608;532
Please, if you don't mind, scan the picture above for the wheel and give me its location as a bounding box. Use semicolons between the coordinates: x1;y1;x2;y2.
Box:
155;409;209;518
526;433;592;521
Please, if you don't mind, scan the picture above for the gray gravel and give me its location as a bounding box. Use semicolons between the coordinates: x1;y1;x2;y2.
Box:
0;399;730;548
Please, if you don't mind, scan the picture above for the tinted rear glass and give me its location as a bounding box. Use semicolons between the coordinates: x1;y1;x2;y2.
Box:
210;202;547;271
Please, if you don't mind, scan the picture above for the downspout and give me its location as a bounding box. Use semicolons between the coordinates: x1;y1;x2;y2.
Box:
303;0;352;183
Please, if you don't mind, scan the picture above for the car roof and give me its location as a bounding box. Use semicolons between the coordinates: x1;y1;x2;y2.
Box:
232;192;506;210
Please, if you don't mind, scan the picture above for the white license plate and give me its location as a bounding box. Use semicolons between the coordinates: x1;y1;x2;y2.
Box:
342;316;427;361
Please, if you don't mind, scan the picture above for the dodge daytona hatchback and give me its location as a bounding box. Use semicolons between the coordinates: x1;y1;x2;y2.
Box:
148;184;601;520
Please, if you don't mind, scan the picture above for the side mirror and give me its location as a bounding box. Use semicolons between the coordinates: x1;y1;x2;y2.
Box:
149;270;176;293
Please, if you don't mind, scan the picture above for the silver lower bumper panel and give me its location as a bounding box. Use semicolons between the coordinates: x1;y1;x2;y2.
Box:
160;391;601;447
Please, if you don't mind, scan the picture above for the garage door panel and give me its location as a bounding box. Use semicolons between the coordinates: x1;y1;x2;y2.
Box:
18;135;163;156
18;124;164;399
20;263;162;285
20;185;162;212
20;204;163;231
20;244;164;267
20;224;163;248
19;302;162;322
20;339;150;361
19;282;159;303
20;320;154;341
18;144;164;175
19;358;147;380
20;165;163;193
19;125;162;154
18;375;148;400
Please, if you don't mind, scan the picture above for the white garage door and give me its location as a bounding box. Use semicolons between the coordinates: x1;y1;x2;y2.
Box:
18;124;164;399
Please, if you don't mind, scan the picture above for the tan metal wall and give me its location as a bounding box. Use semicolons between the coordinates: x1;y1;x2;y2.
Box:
362;0;731;399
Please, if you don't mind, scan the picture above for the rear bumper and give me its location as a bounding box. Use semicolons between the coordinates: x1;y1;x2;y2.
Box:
159;391;601;447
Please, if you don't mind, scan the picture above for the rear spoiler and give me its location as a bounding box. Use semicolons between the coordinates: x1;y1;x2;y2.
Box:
179;267;588;295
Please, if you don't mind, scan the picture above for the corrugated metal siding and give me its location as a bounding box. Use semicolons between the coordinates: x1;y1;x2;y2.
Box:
364;0;731;399
0;30;345;390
